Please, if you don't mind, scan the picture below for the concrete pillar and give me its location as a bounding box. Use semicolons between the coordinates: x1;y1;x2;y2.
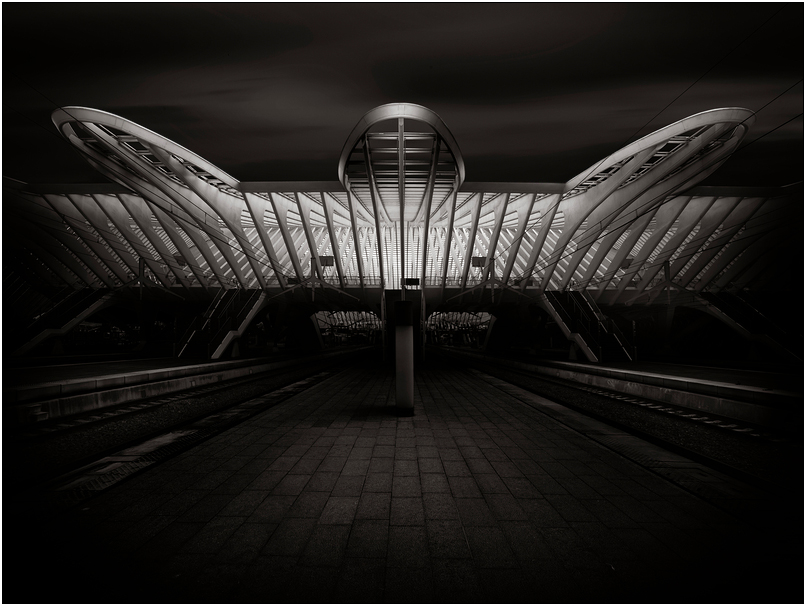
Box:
395;300;414;415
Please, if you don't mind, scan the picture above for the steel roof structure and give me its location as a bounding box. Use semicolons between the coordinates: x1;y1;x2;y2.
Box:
5;103;799;314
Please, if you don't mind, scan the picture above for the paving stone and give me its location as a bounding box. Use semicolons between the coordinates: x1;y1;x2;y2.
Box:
458;445;484;459
331;475;365;497
328;444;353;457
346;519;389;558
287;491;330;518
177;493;233;523
319;496;359;525
334;557;386;602
247;495;296;524
426;520;471;559
218;490;269;518
420;472;450;493
356;492;392;519
301;445;331;460
363;472;393;493
416;445;439;458
438;448;464;461
455;497;497;527
431;558;483;602
442;459;472;477
288;458;320;475
347;447;373;461
560;459;597;476
385;566;434;601
556;475;602;499
395;446;418;460
570;521;638;562
341;459;370;476
499;520;555;563
213;522;275;563
280;565;339;601
267;456;300;472
476;568;538;602
387;526;430;568
519;498;568;527
526;473;568;495
582;498;642;529
191;469;237;491
244;470;286;492
107;493;172;521
138;521;206;560
393;459;419;477
303;471;339;492
423;492;460;520
316;456;347;472
448;476;482;498
485;493;529;521
579;474;627;497
260;518;315;556
490;460;525;478
299;524;350;567
540;526;604;570
465;526;518;568
113;514;178;552
417;457;444;473
503;476;543;499
392;475;422;497
481;447;509;461
184;562;247;602
180;516;245;554
152;490;209;517
391;497;425;525
270;474;310;496
474;473;510;494
361;455;389;472
544;493;599;522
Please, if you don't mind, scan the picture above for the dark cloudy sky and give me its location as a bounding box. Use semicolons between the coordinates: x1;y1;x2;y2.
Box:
3;3;803;187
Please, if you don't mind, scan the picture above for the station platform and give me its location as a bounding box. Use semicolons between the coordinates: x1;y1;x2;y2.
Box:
4;356;205;388
4;349;369;425
8;361;801;603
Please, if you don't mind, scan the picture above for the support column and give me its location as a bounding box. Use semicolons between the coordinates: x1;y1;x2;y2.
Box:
395;300;414;415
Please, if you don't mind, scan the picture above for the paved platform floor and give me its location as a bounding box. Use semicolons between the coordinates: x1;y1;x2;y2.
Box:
8;363;802;603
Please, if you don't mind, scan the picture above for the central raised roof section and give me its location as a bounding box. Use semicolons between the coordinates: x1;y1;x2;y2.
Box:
338;103;465;226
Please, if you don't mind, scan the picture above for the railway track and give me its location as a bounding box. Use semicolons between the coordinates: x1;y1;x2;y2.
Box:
8;359;347;495
464;361;800;490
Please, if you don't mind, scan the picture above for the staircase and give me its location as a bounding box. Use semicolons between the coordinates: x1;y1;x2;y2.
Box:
699;291;802;361
540;291;599;362
574;291;634;362
539;291;634;363
12;288;114;356
177;289;267;359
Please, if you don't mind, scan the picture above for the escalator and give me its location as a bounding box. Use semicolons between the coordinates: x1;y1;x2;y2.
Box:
177;289;267;359
12;288;114;356
699;291;802;361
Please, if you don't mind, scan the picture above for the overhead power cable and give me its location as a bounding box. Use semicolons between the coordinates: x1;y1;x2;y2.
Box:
623;5;786;143
732;112;804;157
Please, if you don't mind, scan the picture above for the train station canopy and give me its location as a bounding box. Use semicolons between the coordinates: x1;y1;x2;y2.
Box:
5;103;799;308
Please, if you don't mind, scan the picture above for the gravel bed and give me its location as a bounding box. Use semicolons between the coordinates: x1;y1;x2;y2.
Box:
9;361;339;487
472;363;801;487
